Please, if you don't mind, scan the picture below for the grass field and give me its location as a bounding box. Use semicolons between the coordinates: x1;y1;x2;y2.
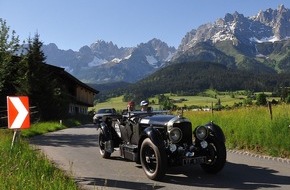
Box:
167;93;240;107
91;90;279;112
91;93;239;111
183;104;290;158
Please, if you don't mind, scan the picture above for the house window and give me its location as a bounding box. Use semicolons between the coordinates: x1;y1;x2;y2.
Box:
69;104;75;114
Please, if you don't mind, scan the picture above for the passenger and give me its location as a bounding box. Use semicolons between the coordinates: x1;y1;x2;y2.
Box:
140;100;151;112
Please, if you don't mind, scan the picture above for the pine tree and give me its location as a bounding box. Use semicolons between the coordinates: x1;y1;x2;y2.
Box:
0;19;20;105
17;33;70;120
17;33;57;120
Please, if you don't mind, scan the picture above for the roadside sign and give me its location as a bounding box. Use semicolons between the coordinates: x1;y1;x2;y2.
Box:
7;96;30;129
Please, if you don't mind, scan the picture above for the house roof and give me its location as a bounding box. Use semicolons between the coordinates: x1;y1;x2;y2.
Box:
44;64;99;94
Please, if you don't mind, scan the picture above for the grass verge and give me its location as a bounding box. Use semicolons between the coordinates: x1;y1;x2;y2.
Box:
0;116;90;190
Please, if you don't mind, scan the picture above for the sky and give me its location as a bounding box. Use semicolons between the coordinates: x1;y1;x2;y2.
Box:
1;0;290;51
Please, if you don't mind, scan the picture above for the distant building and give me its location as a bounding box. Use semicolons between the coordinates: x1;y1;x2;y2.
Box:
45;64;99;115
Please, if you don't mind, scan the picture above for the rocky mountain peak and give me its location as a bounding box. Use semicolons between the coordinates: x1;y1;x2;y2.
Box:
79;45;92;54
254;5;287;25
177;5;290;55
278;4;287;13
253;4;290;39
45;43;59;50
90;40;119;51
83;40;134;64
140;38;176;61
89;40;119;57
224;11;245;23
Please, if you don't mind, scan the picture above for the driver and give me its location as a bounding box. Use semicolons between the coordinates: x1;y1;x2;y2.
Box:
127;101;135;112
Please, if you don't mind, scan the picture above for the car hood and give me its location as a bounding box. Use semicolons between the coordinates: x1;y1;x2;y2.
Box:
139;114;190;126
93;113;113;118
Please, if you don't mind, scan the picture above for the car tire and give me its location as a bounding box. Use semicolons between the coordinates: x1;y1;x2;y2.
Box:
98;130;111;159
140;138;167;181
200;139;226;174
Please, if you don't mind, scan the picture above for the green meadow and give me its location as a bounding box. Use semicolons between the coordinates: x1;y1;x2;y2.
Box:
92;92;236;111
184;104;290;158
92;90;279;111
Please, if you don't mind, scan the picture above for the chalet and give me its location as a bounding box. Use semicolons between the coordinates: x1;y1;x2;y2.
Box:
45;64;99;115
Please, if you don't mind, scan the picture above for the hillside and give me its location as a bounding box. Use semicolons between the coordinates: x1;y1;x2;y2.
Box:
112;61;290;99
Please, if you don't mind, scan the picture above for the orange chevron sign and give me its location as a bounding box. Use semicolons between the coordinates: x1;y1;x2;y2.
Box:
7;96;30;129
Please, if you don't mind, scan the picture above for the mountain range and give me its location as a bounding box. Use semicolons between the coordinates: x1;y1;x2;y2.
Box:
43;4;290;84
43;39;175;83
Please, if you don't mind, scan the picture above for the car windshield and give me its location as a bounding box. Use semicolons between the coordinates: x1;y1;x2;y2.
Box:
97;109;115;114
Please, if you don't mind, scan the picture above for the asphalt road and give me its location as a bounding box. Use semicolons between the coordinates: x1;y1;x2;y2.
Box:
30;124;290;190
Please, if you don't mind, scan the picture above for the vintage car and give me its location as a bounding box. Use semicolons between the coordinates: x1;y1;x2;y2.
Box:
93;108;117;124
95;110;226;181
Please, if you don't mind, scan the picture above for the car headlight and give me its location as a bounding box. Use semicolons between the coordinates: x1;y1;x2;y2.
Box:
195;125;208;140
168;128;182;143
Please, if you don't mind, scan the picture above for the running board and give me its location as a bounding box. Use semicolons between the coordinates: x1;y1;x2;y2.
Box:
119;144;138;161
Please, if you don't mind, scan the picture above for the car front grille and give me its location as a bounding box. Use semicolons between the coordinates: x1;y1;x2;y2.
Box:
173;122;192;144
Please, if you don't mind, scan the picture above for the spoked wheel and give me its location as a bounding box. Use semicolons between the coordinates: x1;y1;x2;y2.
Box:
200;139;226;174
140;138;167;181
98;130;111;159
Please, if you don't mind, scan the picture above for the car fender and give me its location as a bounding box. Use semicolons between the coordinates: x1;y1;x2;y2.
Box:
139;126;165;149
204;121;226;142
99;121;112;141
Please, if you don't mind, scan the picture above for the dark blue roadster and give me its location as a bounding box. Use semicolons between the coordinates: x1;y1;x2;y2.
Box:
95;110;226;180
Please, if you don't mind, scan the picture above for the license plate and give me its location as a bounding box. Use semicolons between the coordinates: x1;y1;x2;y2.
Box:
182;156;206;165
